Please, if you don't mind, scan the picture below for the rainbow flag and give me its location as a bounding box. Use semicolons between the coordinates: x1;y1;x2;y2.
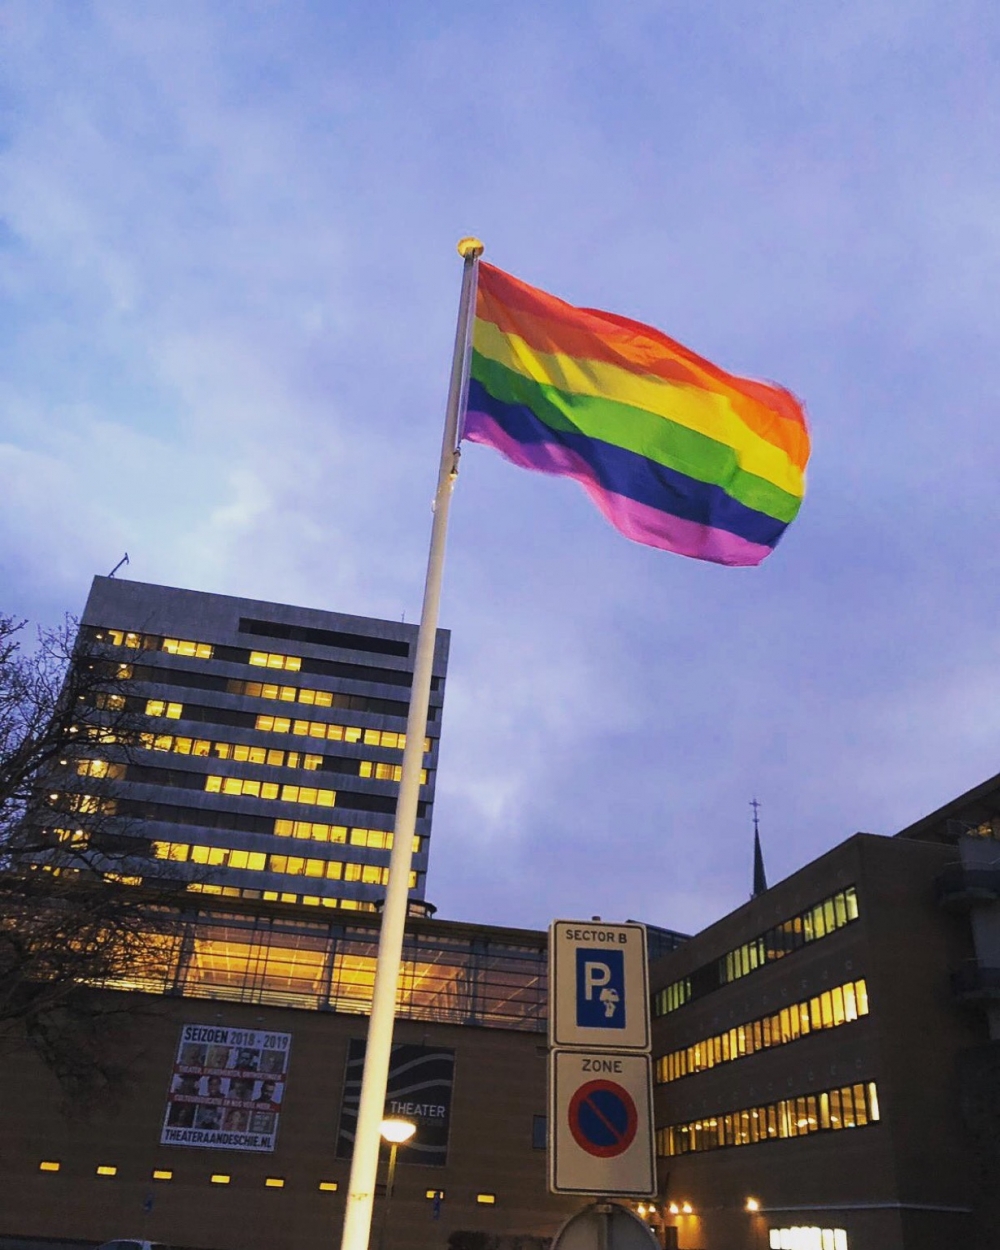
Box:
462;263;809;567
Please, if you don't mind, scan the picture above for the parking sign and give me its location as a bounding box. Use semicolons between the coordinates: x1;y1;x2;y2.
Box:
549;921;650;1051
576;947;626;1029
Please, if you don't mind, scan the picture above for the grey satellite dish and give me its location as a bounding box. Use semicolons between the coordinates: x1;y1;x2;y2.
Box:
551;1202;660;1250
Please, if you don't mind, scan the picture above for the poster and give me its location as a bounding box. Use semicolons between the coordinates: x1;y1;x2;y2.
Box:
337;1040;455;1167
160;1023;291;1153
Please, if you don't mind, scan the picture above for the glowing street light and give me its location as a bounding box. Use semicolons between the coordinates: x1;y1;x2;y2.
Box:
380;1118;417;1145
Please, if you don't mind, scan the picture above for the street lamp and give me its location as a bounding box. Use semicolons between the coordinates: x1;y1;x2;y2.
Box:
376;1118;417;1250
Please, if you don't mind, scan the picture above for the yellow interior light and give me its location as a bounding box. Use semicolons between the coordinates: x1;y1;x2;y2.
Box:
96;1165;117;1177
319;1181;338;1192
39;1161;60;1173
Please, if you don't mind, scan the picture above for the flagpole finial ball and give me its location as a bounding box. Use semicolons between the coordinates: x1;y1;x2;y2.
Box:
457;237;485;258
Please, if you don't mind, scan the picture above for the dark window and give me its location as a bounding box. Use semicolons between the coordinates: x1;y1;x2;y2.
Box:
532;1115;547;1149
239;617;410;659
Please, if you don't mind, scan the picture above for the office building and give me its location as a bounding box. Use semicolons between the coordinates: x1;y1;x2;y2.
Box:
648;791;1000;1250
63;577;449;912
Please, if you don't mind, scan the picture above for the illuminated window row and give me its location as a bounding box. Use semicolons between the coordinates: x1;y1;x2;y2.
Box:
142;700;432;765
75;759;125;780
141;732;323;770
96;624;425;695
360;759;418;783
770;1229;848;1250
99;628;214;659
55;827;89;845
97;629;212;660
151;839;416;888
137;729;427;784
235;680;410;720
57;792;116;815
185;882;379;911
249;649;301;672
273;818;420;852
256;713;428;753
146;699;184;719
654;887;860;1017
655;979;870;1084
204;774;337;807
37;1160;338;1191
722;889;860;986
658;1080;880;1157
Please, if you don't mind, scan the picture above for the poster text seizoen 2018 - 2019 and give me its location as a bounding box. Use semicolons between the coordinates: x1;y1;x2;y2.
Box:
160;1023;291;1153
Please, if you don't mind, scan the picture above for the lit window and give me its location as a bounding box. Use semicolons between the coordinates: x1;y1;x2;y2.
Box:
769;1229;848;1250
162;638;213;659
210;1174;231;1185
250;650;301;672
264;1177;285;1188
152;1169;173;1181
319;1181;338;1192
38;1161;60;1173
658;1082;879;1157
476;1193;496;1205
426;1188;445;1200
96;1165;117;1177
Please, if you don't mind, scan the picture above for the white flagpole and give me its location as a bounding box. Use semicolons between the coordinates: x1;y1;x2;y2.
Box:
339;236;484;1250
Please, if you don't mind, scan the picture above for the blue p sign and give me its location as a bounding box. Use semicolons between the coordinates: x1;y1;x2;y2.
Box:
576;948;626;1029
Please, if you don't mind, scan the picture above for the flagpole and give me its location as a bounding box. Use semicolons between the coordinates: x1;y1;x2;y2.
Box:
339;236;484;1250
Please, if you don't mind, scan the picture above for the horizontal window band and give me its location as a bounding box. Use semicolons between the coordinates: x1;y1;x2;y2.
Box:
654;886;860;1017
656;979;870;1084
239;617;411;659
111;797;429;835
87;626;437;690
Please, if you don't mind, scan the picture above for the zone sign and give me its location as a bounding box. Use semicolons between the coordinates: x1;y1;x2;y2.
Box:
548;1049;656;1197
548;920;650;1052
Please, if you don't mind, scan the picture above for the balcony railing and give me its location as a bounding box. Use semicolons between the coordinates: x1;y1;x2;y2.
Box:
936;864;1000;908
951;960;1000;1002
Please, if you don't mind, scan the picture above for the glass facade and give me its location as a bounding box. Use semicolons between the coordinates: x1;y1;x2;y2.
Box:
100;908;547;1031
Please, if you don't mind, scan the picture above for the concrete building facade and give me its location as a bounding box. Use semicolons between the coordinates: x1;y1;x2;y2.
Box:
649;828;995;1250
0;906;571;1250
67;577;449;913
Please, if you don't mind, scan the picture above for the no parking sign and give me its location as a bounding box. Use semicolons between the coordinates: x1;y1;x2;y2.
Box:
549;1051;656;1197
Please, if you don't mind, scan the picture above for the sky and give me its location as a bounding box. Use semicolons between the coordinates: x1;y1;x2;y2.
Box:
3;0;1000;935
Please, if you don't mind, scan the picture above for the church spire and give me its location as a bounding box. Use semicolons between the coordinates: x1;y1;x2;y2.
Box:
751;798;768;897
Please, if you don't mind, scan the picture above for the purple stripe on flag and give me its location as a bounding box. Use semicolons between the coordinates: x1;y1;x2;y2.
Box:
464;410;773;567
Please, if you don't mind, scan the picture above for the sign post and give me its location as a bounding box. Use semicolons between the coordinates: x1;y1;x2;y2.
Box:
547;920;655;1202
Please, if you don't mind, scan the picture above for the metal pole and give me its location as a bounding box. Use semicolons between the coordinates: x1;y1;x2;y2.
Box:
339;237;484;1250
375;1142;399;1250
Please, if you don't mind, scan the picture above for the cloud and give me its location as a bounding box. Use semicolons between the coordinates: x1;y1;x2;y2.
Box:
3;0;1000;934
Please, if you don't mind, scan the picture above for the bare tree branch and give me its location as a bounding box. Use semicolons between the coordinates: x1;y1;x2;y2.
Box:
0;612;183;1103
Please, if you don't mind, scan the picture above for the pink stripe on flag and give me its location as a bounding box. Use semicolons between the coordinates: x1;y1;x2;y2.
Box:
465;411;772;567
